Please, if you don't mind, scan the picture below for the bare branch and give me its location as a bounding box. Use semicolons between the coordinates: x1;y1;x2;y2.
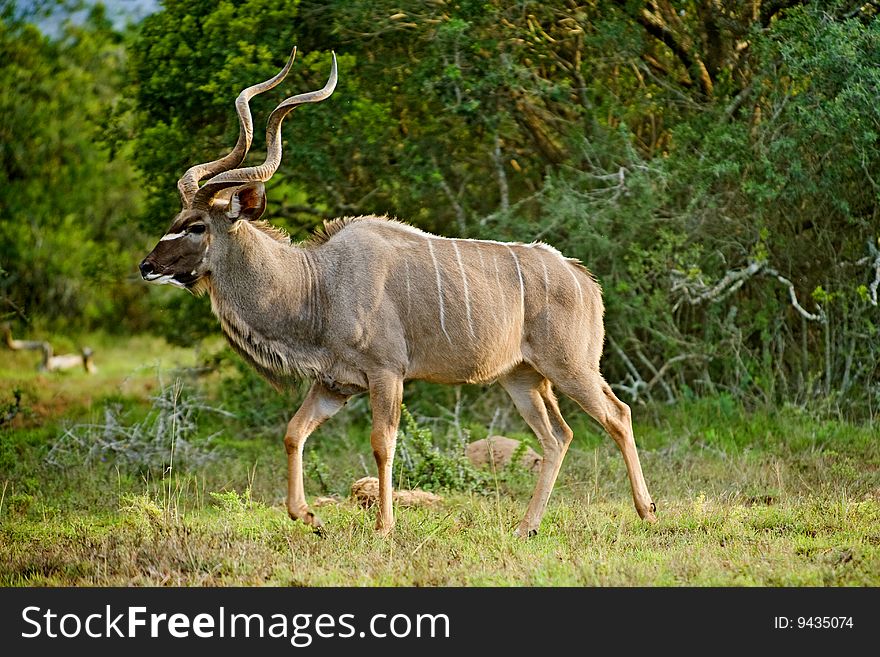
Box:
670;261;762;308
866;238;880;306
646;352;708;395
492;132;510;213
724;77;756;120
671;260;826;323
432;156;468;235
607;336;649;402
634;5;714;96
834;238;880;306
763;267;825;322
633;346;672;402
3;323;48;352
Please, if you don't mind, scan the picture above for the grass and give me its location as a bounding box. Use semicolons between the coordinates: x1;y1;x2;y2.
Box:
1;334;879;586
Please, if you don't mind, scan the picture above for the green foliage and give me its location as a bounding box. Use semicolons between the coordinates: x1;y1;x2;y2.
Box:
393;405;489;493
46;378;220;474
5;1;880;413
0;387;26;429
0;3;147;331
209;487;254;511
2;336;879;584
212;347;299;432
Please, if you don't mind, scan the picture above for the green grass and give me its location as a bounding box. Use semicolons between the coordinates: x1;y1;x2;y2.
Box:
3;487;878;586
1;335;879;586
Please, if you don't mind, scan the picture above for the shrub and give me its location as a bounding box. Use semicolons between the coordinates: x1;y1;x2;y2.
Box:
393;405;490;493
46;379;226;474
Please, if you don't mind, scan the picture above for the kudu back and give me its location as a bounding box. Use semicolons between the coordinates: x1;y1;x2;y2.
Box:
140;48;656;537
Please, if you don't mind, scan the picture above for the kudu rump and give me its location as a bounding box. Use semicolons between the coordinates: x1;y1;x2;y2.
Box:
140;48;656;537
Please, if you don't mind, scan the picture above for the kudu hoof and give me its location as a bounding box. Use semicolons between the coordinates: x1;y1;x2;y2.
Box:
514;526;539;539
289;510;326;535
374;525;394;538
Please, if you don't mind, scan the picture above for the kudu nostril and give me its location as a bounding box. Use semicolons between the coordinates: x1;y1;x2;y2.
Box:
139;260;155;278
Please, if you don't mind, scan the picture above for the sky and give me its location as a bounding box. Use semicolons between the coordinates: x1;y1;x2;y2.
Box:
19;0;161;34
87;0;160;25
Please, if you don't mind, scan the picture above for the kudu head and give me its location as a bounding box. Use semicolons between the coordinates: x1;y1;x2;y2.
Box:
139;48;337;291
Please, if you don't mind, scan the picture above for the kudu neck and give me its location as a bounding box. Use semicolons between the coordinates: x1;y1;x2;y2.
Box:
207;221;323;334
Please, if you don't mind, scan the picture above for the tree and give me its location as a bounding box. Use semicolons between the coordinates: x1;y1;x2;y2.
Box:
0;1;146;331
125;0;880;410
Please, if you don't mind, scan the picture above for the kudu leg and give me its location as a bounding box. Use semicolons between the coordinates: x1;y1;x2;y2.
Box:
284;382;349;532
500;364;574;537
556;371;656;522
367;373;404;536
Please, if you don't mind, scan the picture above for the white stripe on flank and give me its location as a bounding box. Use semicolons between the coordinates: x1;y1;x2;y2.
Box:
404;259;412;320
507;246;525;320
528;241;585;308
540;255;550;336
492;253;506;314
452;241;476;339
568;265;584;307
427;239;452;344
160;232;186;241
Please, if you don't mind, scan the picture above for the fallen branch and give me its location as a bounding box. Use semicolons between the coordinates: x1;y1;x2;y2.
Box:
3;324;96;373
3;323;49;353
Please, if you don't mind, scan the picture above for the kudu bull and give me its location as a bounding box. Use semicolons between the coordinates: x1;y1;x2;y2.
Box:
140;48;656;537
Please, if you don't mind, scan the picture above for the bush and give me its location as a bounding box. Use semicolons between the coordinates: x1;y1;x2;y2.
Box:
392;405;490;493
46;379;226;474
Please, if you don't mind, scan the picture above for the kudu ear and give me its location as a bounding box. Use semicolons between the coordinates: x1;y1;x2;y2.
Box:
226;182;267;222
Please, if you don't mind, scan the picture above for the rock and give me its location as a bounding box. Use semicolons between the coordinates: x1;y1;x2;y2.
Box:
313;496;341;507
350;476;443;508
350;476;380;506
465;435;542;473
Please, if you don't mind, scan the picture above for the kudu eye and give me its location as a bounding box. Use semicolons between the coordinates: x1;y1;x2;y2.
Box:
188;224;207;235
